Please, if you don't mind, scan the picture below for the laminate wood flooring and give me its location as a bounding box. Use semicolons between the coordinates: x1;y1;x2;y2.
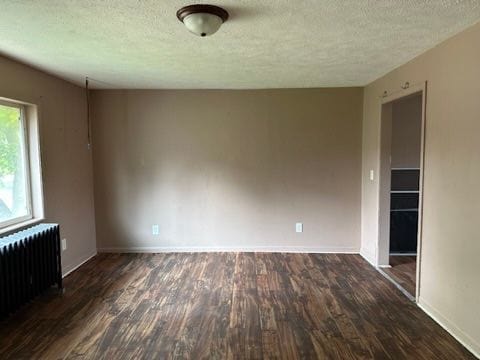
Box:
383;256;417;297
0;253;474;359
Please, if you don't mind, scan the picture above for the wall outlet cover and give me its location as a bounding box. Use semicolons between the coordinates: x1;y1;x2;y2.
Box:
296;223;303;233
152;224;160;236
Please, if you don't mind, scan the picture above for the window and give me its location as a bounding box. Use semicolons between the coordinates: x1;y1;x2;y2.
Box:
0;99;42;230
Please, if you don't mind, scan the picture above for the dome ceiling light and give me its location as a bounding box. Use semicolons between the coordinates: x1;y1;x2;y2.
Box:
176;4;229;37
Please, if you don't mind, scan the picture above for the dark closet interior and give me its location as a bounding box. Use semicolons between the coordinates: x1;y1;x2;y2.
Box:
390;169;419;253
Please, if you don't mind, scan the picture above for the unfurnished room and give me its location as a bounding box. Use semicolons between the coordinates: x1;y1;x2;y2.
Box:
0;1;479;359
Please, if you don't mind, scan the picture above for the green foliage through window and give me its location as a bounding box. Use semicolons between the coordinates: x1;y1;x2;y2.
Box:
0;104;21;177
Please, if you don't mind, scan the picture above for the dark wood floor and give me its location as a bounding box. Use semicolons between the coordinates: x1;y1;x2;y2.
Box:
383;255;417;297
0;253;474;359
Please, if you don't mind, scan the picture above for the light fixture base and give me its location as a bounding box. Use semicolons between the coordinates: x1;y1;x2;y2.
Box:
176;4;229;23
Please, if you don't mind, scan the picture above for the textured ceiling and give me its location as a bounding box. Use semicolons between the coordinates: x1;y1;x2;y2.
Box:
0;1;479;89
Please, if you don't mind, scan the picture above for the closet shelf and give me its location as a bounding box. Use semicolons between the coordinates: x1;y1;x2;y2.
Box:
391;167;420;171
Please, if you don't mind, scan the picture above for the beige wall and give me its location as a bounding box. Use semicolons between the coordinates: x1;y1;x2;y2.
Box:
0;55;96;275
391;94;422;169
92;88;363;252
361;22;480;355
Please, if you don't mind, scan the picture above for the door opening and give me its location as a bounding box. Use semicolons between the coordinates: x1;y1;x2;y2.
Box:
377;84;426;301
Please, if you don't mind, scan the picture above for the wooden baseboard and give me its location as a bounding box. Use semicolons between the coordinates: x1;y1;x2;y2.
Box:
418;298;480;358
62;251;97;278
97;246;360;254
360;247;377;266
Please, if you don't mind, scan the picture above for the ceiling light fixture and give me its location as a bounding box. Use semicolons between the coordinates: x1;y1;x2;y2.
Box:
176;4;229;37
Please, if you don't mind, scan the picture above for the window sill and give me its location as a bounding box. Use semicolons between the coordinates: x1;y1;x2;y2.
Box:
0;218;45;238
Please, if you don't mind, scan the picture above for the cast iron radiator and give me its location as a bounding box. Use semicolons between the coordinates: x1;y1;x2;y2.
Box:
0;224;62;319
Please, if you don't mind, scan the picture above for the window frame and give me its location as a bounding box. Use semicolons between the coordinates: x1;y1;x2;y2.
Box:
0;99;34;229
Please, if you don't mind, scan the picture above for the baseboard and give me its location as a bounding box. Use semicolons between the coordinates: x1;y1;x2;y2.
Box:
97;245;360;254
62;251;97;278
418;298;480;358
360;246;377;266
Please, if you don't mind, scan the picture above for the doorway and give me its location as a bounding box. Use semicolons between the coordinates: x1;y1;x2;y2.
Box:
377;84;426;301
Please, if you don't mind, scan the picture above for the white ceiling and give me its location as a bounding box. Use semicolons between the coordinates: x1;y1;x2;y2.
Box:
0;1;479;89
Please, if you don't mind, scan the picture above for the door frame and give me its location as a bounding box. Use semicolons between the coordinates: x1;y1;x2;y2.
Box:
377;81;427;302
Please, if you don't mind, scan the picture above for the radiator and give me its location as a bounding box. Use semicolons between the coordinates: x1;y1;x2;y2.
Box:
0;223;62;319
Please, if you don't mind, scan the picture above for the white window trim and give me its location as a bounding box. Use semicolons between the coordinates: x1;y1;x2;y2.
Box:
0;97;44;235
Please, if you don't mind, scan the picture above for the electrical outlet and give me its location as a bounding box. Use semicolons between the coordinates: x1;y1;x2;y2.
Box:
61;238;67;251
369;169;375;181
296;223;303;233
152;224;159;236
